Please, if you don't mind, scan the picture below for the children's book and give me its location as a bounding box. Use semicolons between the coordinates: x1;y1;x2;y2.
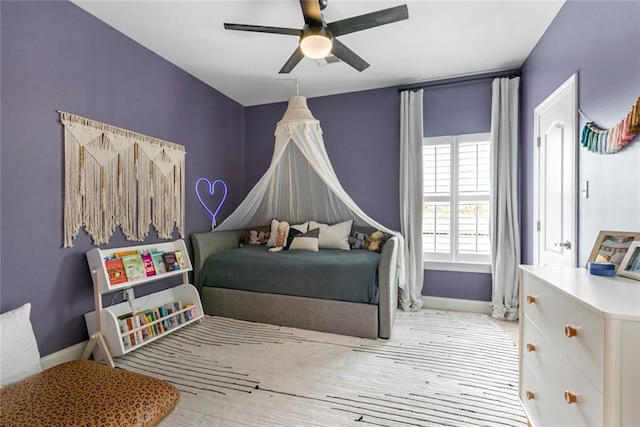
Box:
131;315;144;344
113;250;138;258
118;319;131;348
151;251;167;274
173;301;183;324
163;252;180;271
121;254;146;281
140;253;157;277
125;317;137;346
137;314;151;340
175;250;187;269
105;258;127;285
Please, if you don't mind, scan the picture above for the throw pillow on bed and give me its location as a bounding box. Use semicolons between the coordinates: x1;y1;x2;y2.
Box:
266;219;309;247
287;228;320;252
0;303;42;387
309;219;353;250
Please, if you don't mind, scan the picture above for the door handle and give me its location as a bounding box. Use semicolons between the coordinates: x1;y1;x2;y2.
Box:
554;241;571;249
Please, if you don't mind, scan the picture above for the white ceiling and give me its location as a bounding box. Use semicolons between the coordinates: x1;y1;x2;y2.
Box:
72;0;565;107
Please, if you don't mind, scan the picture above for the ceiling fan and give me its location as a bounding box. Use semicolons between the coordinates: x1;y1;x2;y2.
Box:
224;0;409;73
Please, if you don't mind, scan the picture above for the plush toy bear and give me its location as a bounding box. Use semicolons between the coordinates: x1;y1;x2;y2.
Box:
248;230;259;244
269;221;290;252
366;230;387;253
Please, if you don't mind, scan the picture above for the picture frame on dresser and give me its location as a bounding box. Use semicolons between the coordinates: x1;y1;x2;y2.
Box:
586;230;640;271
617;241;640;280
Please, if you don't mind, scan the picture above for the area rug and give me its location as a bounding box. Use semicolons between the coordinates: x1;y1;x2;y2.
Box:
114;309;525;427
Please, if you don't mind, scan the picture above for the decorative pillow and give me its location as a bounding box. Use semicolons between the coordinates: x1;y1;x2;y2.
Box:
0;303;42;387
309;219;353;250
288;228;320;252
267;219;309;247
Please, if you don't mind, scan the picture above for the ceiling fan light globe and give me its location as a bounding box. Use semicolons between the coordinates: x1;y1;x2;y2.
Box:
300;34;333;59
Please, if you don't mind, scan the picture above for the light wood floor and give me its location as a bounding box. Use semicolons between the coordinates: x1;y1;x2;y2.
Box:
495;319;519;345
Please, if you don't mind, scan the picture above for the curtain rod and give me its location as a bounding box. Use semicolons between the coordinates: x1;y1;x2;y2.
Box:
397;69;521;92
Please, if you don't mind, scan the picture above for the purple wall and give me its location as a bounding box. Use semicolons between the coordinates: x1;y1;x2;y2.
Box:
0;1;245;356
246;81;493;301
424;80;493;137
520;0;640;265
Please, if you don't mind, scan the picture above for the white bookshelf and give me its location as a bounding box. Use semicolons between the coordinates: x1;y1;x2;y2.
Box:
81;239;204;367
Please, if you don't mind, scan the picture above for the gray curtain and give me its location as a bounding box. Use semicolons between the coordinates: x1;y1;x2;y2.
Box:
490;77;521;321
399;90;424;311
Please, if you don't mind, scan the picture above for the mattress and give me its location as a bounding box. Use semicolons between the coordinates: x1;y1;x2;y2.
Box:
198;244;380;304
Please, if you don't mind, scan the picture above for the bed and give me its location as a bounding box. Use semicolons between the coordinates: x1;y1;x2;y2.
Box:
190;226;399;339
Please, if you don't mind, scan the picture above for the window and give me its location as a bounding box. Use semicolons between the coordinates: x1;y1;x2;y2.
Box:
422;133;491;270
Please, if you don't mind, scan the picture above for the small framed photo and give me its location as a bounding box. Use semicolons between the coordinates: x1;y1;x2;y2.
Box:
618;241;640;280
587;231;640;271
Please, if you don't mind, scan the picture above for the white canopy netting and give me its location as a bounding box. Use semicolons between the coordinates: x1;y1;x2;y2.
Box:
215;96;408;305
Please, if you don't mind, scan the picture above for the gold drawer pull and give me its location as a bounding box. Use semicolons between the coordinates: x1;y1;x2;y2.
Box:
526;294;537;304
564;391;577;404
526;342;536;352
564;325;578;338
526;390;535;400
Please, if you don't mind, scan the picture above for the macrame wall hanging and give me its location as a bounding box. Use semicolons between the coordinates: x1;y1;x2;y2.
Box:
580;96;640;154
59;111;185;248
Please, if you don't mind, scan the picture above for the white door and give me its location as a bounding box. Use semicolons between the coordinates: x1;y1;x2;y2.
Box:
533;74;578;267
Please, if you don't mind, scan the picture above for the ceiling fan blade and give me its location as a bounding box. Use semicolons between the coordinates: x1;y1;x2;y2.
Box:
331;38;369;72
327;5;409;37
279;47;305;74
224;23;301;37
300;0;323;27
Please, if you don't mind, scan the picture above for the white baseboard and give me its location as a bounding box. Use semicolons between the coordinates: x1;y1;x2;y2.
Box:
40;340;87;370
422;296;490;315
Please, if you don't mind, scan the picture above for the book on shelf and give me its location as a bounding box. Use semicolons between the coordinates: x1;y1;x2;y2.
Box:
121;254;146;281
118;319;131;348
113;250;138;258
125;317;137;346
162;303;178;328
153;309;164;334
140;253;157;277
183;303;197;321
146;311;159;336
113;299;197;349
105;258;127;285
131;315;144;344
138;313;152;340
117;313;137;346
151;251;167;274
173;301;184;325
163;252;180;271
175;250;187;269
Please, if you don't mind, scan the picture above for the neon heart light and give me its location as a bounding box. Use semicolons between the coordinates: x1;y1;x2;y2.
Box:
195;178;228;230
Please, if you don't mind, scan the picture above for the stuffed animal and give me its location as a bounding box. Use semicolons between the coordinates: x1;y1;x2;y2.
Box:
349;231;368;249
257;231;270;245
366;230;387;253
269;221;290;252
248;230;259;244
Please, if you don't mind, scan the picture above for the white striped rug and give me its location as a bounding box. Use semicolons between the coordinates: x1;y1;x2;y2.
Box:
115;309;525;427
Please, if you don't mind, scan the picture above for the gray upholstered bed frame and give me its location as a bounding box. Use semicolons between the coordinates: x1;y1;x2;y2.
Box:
190;229;398;339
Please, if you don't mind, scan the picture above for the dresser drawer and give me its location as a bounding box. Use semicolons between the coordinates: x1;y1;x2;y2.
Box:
521;272;604;390
521;335;603;426
521;362;569;427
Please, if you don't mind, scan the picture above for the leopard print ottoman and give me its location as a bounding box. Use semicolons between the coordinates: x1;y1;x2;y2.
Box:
0;360;179;427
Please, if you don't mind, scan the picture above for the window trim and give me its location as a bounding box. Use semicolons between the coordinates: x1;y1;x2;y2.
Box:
423;260;492;274
422;132;491;267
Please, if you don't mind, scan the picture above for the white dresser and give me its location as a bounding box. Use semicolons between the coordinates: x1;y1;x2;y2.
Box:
519;266;640;427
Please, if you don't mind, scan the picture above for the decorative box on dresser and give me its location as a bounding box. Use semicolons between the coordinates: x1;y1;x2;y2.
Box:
518;266;640;427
